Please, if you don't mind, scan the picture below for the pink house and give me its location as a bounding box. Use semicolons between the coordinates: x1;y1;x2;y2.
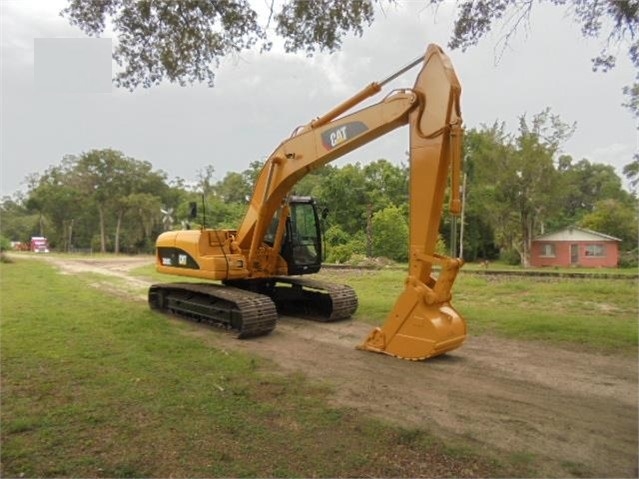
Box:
531;227;621;268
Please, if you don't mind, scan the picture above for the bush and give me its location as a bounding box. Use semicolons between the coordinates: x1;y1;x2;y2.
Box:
326;243;356;263
500;248;521;265
0;235;11;252
324;228;366;263
618;249;638;268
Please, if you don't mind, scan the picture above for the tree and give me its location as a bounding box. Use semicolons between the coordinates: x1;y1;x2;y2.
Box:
464;110;574;266
314;163;369;235
556;156;630;225
434;0;639;116
196;165;216;198
61;0;374;90
510;110;574;265
323;224;366;263
215;172;251;204
73;149;124;252
242;160;265;190
11;149;193;253
371;205;408;262
119;192;163;253
623;154;639;192
62;0;637;113
0;195;39;245
23;154;92;251
363;159;408;210
580;198;639;251
110;159;168;253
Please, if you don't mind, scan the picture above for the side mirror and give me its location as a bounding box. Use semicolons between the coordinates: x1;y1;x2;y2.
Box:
321;207;329;220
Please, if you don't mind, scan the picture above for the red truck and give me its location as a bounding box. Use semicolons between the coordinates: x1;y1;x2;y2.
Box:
30;236;50;253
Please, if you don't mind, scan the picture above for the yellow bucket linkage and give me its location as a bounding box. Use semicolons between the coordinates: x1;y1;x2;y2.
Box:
358;253;467;360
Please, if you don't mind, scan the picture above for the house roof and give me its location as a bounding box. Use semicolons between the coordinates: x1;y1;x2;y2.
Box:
533;226;621;242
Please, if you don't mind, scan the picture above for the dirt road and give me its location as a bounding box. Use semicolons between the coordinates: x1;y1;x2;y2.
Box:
45;256;638;477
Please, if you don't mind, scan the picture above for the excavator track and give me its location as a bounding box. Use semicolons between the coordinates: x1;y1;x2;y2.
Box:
148;282;277;338
268;276;358;322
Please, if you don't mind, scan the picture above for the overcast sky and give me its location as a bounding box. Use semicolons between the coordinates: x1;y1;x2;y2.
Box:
2;1;637;198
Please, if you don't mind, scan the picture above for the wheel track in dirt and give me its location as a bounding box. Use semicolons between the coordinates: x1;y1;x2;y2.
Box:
43;255;639;478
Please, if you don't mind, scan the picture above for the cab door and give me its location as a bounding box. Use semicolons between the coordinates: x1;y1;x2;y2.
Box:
282;199;322;275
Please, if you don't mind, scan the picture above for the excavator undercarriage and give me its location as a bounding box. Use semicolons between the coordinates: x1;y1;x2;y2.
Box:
148;276;358;338
148;282;277;338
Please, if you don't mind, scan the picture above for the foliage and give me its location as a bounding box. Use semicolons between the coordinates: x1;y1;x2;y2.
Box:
464;109;577;266
623;154;639;192
315;163;369;235
324;225;366;264
61;0;374;90
3;110;634;261
433;0;639;117
0;196;38;243
499;248;521;266
371;205;408;262
0;235;11;252
62;0;638;117
16;149;172;254
556;156;630;225
275;0;374;55
215;171;251;204
619;248;639;268
579;198;639;250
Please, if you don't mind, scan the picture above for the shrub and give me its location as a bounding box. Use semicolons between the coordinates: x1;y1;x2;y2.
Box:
0;235;11;252
500;248;521;265
618;249;638;268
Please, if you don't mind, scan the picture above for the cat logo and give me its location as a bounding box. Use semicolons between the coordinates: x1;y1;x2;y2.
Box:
329;126;348;147
321;121;369;151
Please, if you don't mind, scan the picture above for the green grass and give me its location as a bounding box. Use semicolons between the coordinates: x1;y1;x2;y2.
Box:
1;259;507;478
310;269;639;353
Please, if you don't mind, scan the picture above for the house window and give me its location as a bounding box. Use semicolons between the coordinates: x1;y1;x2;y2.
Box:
584;244;605;257
540;243;555;257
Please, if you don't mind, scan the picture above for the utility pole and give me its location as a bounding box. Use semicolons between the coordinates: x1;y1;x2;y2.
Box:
459;172;467;259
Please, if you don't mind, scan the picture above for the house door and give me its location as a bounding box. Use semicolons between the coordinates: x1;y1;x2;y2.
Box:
570;244;579;265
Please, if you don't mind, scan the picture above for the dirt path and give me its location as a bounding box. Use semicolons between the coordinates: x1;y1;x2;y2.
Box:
44;255;638;478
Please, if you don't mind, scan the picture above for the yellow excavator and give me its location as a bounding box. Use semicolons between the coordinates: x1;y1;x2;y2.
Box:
149;43;466;360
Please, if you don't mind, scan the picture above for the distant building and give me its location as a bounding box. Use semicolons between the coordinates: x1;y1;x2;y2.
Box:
531;227;621;268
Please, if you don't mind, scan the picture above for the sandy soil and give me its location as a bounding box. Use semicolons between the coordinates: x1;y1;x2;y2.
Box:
43;255;638;478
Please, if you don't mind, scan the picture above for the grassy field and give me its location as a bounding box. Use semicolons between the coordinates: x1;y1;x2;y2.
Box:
1;258;509;478
335;269;637;353
132;263;639;354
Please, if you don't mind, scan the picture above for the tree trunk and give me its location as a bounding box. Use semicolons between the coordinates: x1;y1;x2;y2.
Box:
114;211;123;254
67;219;74;253
459;173;467;259
520;214;532;267
98;205;106;253
366;203;373;258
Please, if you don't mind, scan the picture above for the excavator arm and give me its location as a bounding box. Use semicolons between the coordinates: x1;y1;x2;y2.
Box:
358;46;466;359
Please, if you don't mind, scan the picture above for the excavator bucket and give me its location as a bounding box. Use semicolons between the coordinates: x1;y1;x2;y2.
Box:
358;254;466;360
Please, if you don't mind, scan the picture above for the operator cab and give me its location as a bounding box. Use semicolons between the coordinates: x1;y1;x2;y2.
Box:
264;196;323;275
